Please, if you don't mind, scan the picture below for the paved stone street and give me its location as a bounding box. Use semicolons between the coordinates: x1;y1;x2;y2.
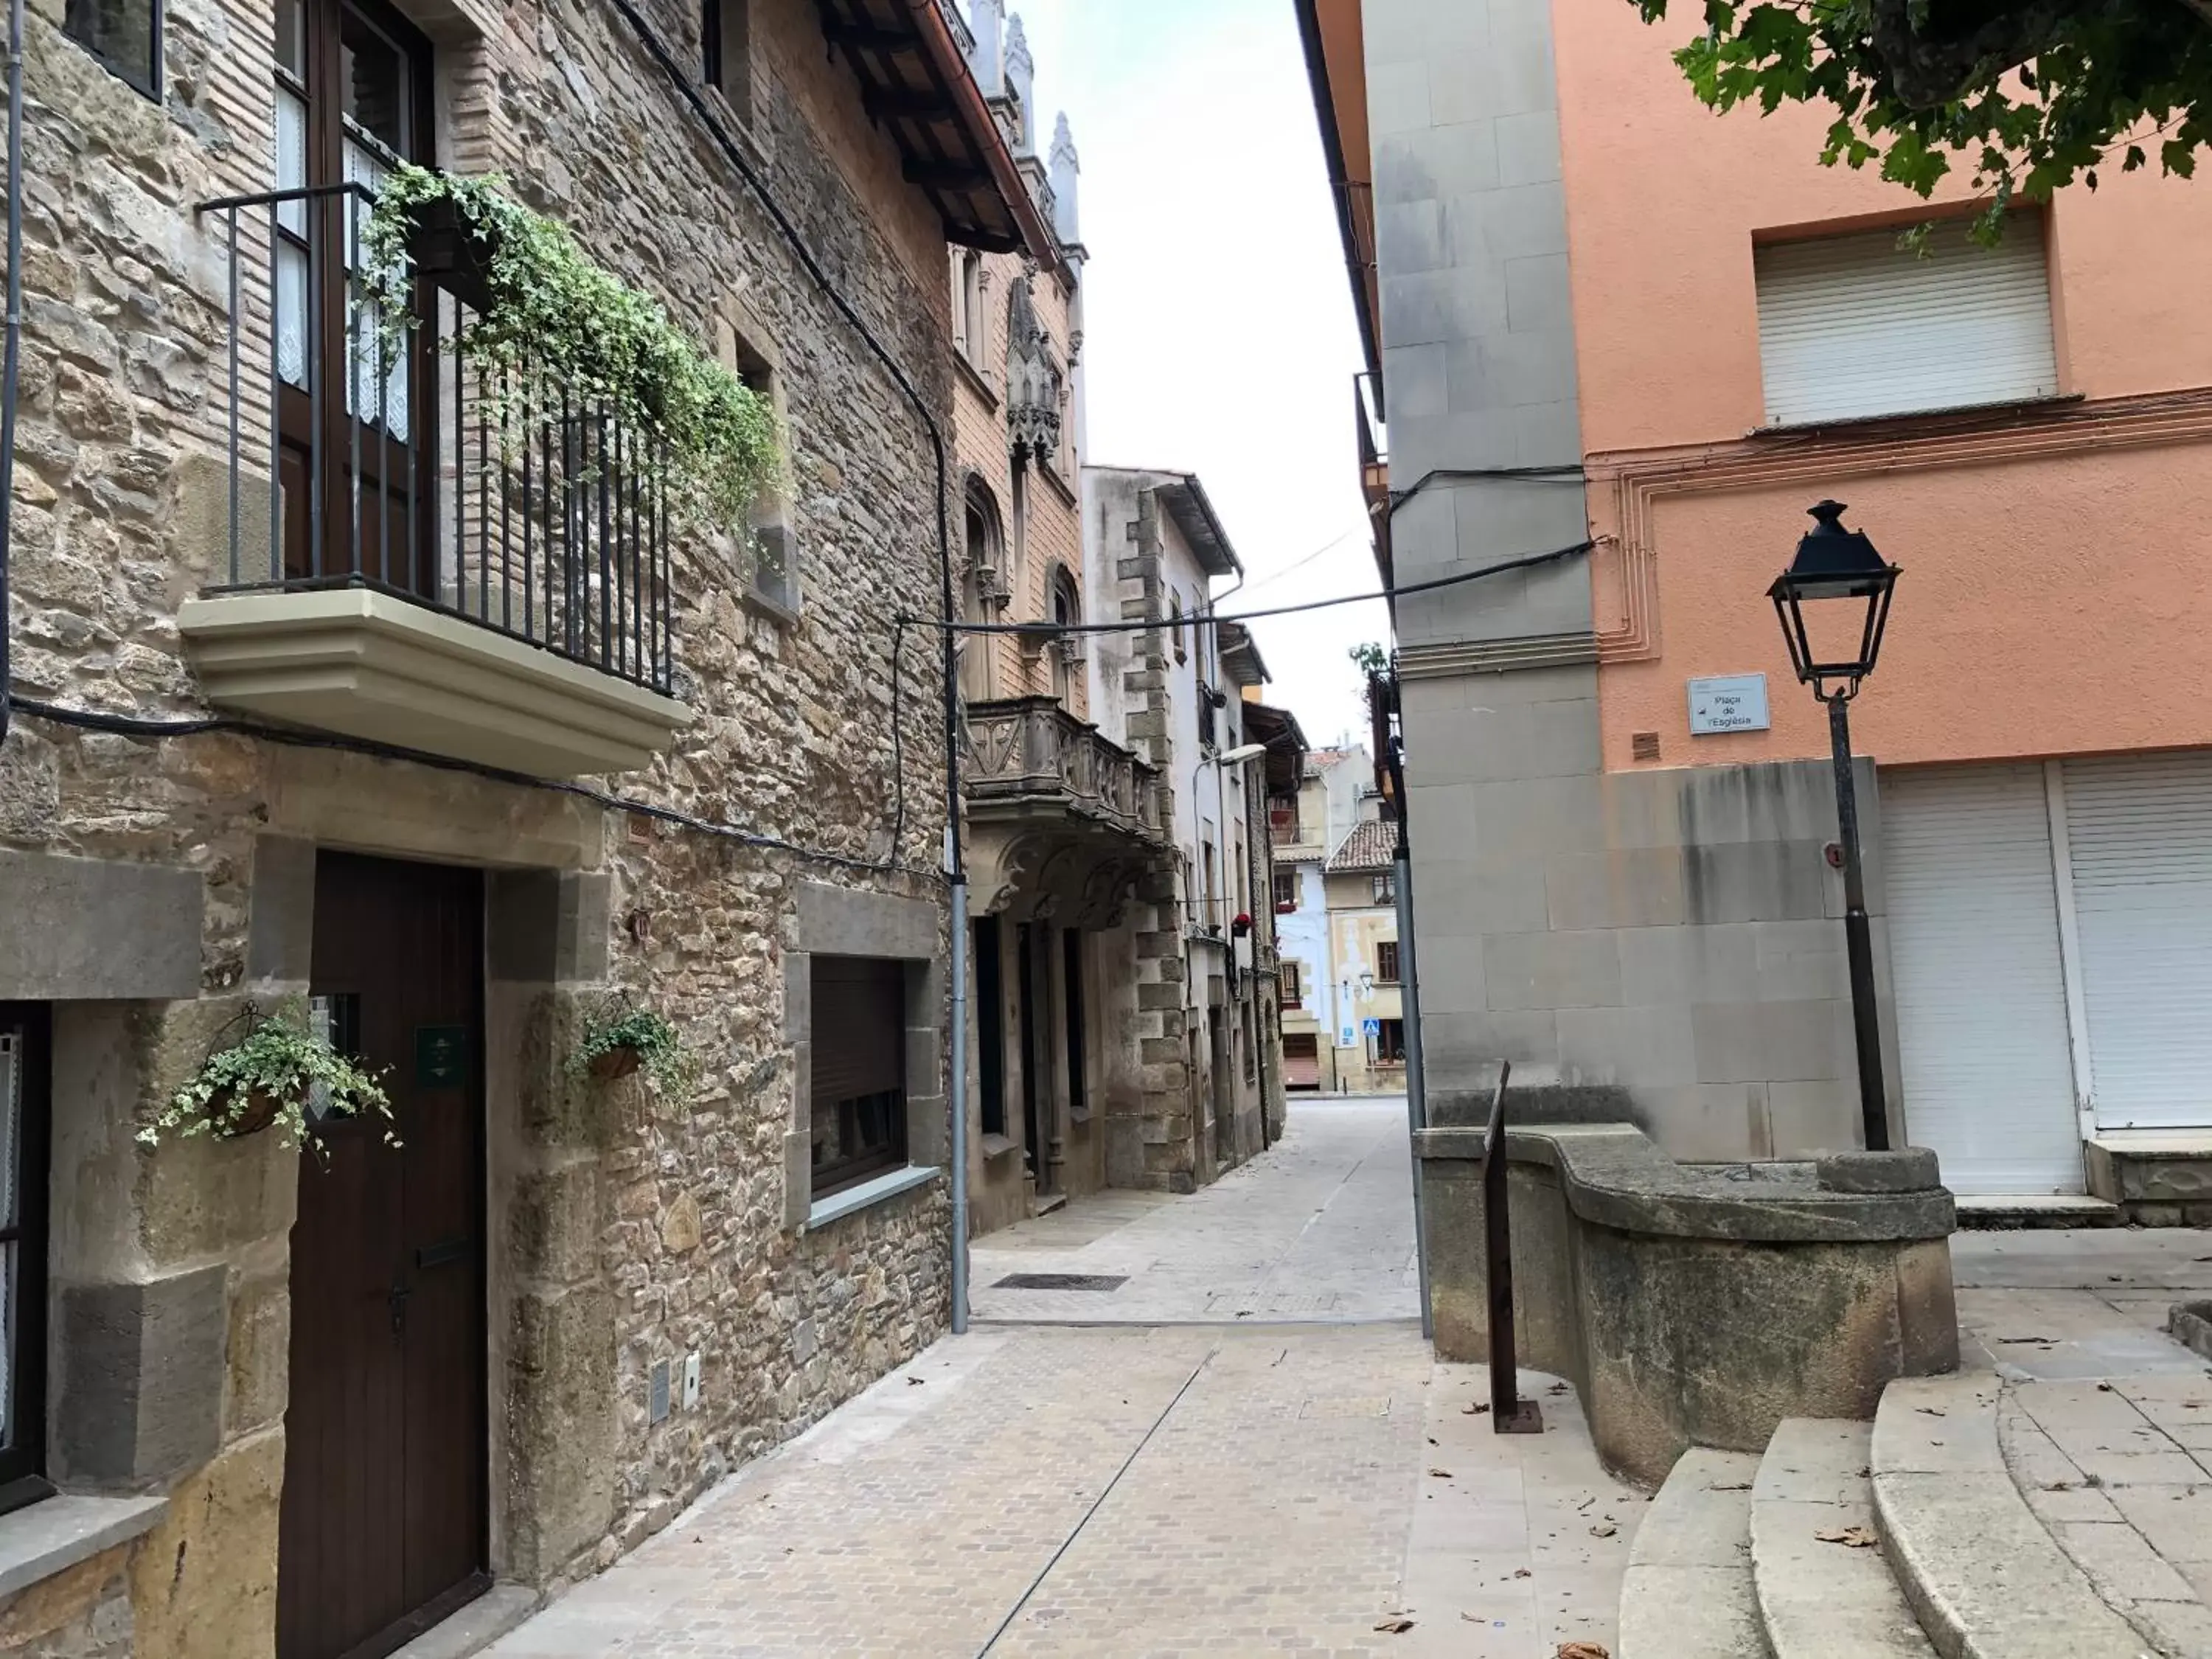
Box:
487;1100;1644;1658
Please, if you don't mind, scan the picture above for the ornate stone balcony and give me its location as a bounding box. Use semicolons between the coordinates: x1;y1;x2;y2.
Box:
965;697;1162;841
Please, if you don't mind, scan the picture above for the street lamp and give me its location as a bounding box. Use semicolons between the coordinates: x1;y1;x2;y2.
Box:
1769;500;1901;1154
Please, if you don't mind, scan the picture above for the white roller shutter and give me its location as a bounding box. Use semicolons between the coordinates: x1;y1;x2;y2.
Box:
1885;765;2081;1194
1754;220;2058;426
2061;752;2212;1131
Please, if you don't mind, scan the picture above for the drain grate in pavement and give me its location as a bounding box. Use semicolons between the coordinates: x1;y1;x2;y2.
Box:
991;1273;1129;1292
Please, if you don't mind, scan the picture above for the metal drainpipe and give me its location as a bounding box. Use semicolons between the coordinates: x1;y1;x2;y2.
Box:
1;0;25;751
1385;725;1433;1340
949;855;970;1333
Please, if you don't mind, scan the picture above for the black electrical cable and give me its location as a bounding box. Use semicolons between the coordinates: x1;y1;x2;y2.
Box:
5;695;927;877
912;537;1598;638
597;0;963;879
1388;463;1586;518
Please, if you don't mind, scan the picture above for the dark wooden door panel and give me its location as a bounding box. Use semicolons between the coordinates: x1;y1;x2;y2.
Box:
279;851;484;1659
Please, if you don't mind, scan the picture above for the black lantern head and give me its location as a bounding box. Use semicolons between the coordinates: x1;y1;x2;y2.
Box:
1767;500;1900;702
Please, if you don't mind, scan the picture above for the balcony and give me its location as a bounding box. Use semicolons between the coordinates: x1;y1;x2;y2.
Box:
963;697;1166;924
180;182;693;778
964;698;1163;841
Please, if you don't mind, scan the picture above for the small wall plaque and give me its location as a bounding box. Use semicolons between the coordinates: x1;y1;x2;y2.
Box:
1688;673;1770;736
414;1024;468;1088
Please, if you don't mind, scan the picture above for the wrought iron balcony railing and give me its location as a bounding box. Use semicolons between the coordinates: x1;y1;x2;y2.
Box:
964;697;1164;842
196;181;675;695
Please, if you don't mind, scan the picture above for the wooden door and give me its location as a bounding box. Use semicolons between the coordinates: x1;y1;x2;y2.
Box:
279;852;487;1659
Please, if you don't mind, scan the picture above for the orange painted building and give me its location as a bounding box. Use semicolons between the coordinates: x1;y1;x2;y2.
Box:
1303;0;2212;1206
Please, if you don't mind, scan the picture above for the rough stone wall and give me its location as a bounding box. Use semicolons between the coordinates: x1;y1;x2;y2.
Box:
0;1543;133;1658
4;0;963;1641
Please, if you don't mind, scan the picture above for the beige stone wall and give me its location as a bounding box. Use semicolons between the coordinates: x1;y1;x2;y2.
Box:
4;0;964;1645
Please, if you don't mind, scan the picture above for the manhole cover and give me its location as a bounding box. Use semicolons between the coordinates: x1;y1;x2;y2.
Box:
990;1273;1128;1292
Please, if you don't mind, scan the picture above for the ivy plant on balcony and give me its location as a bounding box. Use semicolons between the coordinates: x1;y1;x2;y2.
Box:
142;1002;397;1156
567;999;699;1100
363;166;780;527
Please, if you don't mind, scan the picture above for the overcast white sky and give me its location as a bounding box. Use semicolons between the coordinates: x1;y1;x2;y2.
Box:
1013;0;1386;749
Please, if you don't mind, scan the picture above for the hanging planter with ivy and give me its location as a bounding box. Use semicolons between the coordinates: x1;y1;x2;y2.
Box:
568;1001;699;1100
362;165;782;529
142;1003;397;1155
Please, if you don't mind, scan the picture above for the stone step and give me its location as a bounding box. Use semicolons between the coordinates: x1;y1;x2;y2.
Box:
1749;1418;1934;1657
1954;1194;2125;1230
1617;1447;1768;1659
1871;1374;2150;1658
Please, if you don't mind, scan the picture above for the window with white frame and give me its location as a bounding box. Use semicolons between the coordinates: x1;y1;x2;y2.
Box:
1753;217;2058;428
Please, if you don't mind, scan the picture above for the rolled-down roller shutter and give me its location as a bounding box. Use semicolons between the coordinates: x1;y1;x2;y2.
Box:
1885;764;2081;1194
810;956;905;1107
1282;1032;1321;1089
1754;218;2057;427
2062;753;2212;1131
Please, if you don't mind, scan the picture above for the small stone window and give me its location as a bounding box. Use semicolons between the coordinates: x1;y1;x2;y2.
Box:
810;959;908;1197
1376;941;1400;984
1273;870;1298;914
1371;871;1397;907
1281;961;1302;1008
703;0;751;122
63;0;161;100
0;1007;52;1514
720;319;798;616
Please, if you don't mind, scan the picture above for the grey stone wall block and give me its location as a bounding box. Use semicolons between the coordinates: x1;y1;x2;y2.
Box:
1545;846;1688;931
0;850;203;1000
1413;930;1489;1016
1691;998;1851;1085
1770;1079;1864;1158
1683;838;1832;925
1558;1004;1700;1088
1495;110;1564;188
1441;181;1568;269
1617;923;1759;1006
488;869;611;984
1503;250;1572;334
1750;919;1850;1002
1363;59;1434;133
246;837;316;985
796;883;942;960
1638;1083;1774;1162
1421;1007;1562;1076
55;1265;227;1490
1363;0;1491;63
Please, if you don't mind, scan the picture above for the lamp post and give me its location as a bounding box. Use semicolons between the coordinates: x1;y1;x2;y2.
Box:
1768;500;1901;1155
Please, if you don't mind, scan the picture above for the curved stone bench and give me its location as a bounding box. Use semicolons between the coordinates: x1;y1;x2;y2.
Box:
1416;1121;1958;1486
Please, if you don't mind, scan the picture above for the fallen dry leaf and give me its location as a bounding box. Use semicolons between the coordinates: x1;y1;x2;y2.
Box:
1513;1568;1533;1579
1589;1523;1618;1538
1557;1644;1611;1658
906;1377;926;1386
1815;1526;1879;1548
1374;1616;1415;1633
1711;1481;1752;1492
1463;1402;1492;1416
1429;1468;1453;1478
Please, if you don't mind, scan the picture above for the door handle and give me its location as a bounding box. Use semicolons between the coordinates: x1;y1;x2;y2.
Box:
388;1279;411;1335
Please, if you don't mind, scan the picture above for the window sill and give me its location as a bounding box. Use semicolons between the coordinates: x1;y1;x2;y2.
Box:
954;354;998;409
0;1493;167;1601
1748;391;2082;438
805;1164;941;1231
981;1133;1019;1161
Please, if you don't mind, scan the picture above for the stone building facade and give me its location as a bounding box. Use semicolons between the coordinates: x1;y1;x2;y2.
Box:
1081;465;1284;1191
0;0;1053;1653
1273;745;1370;1093
945;1;1141;1236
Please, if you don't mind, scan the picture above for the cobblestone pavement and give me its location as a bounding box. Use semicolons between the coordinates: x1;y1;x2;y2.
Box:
970;1099;1425;1326
1953;1225;2212;1652
488;1101;1644;1658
